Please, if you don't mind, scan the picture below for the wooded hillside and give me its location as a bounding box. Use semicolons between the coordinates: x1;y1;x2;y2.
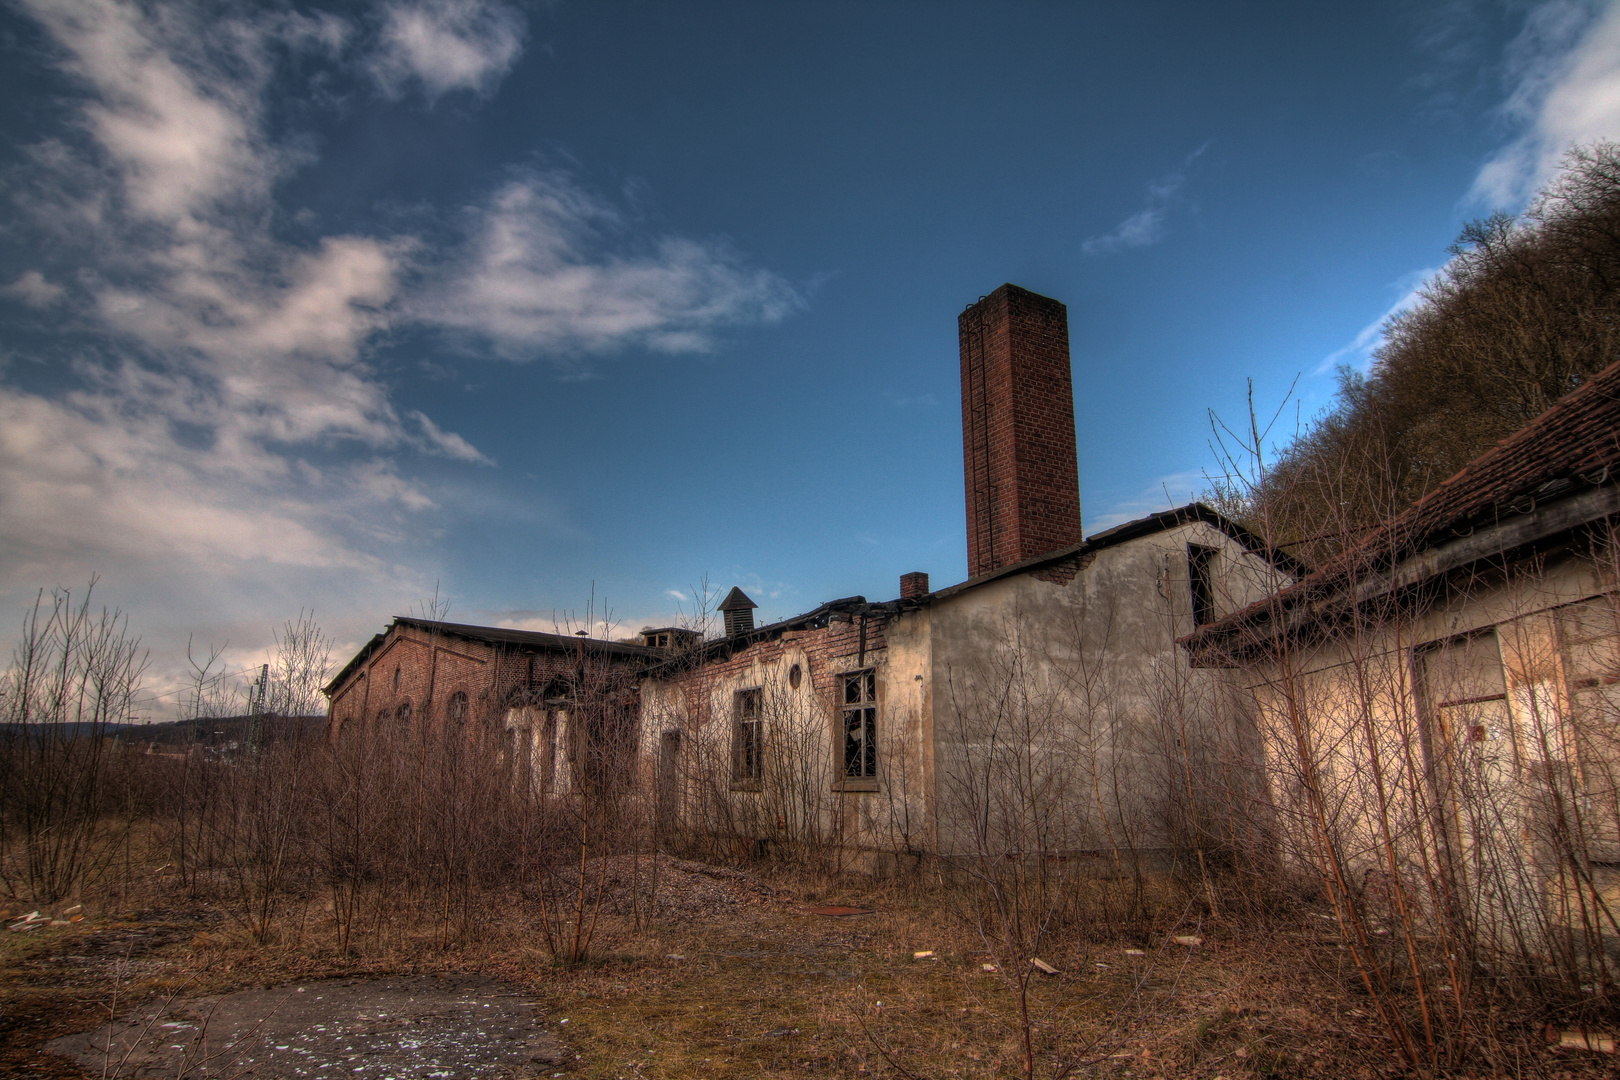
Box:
1240;143;1620;565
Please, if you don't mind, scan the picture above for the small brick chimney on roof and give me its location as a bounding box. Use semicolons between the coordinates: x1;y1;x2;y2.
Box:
959;283;1083;579
899;571;930;599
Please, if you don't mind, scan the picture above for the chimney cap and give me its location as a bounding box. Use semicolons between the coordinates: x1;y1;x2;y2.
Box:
718;587;757;612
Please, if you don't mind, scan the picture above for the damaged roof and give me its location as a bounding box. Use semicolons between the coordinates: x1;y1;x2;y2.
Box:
926;502;1307;606
323;616;662;696
1183;356;1620;659
646;503;1299;673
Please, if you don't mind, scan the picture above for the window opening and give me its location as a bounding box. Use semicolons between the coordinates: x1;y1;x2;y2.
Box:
1188;545;1217;627
733;688;763;782
788;663;802;689
396;700;413;724
842;670;877;779
447;690;468;724
392;665;401;691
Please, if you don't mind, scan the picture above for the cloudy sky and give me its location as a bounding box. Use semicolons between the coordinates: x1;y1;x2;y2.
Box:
2;0;1618;716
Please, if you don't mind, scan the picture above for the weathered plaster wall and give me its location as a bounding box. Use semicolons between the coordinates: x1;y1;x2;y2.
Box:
927;521;1283;862
1224;548;1620;925
639;609;933;868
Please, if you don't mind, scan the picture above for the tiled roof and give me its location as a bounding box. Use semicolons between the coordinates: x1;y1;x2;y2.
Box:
1184;357;1620;653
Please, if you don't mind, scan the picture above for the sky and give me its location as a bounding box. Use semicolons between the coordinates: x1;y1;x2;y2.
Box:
2;0;1619;718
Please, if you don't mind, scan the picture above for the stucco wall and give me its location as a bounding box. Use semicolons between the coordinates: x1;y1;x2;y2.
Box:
926;521;1284;863
638;610;933;867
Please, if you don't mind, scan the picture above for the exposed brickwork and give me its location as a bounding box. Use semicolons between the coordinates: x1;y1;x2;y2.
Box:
326;620;649;736
1031;550;1095;586
960;283;1083;579
656;611;890;724
899;572;930;599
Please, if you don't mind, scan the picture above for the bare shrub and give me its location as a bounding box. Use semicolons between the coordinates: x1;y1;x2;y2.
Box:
0;581;146;902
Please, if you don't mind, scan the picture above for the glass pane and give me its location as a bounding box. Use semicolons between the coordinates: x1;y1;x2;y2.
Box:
861;708;876;777
844;710;863;776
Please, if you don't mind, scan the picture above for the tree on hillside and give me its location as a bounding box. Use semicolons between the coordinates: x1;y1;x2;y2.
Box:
1241;143;1620;564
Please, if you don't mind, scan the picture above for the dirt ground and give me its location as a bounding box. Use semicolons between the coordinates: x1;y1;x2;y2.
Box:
47;974;566;1078
2;858;1615;1079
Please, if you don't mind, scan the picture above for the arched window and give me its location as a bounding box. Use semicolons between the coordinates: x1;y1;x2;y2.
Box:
396;700;413;723
447;691;469;724
392;665;402;691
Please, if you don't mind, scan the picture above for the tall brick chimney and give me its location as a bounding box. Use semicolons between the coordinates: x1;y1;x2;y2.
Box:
959;283;1082;578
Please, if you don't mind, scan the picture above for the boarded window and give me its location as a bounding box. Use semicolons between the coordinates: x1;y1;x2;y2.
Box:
1419;631;1512;758
733;688;763;783
843;670;877;779
1559;597;1620;727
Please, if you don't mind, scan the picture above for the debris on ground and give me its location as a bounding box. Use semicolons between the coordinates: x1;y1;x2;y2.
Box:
1030;957;1059;975
1556;1028;1617;1053
1173;935;1203;947
47;974;565;1080
805;905;874;917
912;950;935;959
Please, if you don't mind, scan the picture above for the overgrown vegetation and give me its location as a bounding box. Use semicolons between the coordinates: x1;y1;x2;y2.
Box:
1233;142;1620;565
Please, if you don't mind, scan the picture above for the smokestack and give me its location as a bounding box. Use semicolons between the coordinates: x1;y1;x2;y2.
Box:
959;284;1082;578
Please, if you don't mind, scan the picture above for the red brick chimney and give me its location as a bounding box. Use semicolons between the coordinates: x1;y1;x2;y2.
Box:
960;284;1082;578
899;571;930;599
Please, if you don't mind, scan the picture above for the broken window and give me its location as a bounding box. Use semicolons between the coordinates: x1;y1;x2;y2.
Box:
1188;544;1218;627
842;670;877;779
733;688;763;783
447;690;468;724
396;700;413;724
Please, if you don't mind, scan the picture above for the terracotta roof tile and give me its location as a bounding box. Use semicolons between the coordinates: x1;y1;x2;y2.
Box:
1185;357;1620;649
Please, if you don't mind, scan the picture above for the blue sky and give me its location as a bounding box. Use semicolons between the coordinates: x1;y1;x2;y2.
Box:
3;0;1619;716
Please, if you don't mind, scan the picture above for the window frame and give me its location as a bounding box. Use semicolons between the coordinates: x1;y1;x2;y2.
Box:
1187;544;1218;627
839;668;878;789
731;687;764;789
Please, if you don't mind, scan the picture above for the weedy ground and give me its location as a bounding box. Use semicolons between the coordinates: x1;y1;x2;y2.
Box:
0;861;1611;1079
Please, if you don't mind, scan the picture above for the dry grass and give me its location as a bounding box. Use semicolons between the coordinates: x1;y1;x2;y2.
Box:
3;858;1616;1079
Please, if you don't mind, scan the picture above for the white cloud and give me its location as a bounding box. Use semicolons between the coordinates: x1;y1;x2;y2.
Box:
0;0;796;715
410;409;493;464
1472;0;1620;206
1082;143;1210;256
1;271;65;307
1315;268;1439;374
370;0;526;100
417;172;803;359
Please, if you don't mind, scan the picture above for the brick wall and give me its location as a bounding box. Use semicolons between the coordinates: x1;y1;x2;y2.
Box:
959;283;1083;578
326;623;643;736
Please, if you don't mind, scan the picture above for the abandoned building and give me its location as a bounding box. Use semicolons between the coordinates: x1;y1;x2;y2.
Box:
323;617;661;746
635;285;1300;869
1183;356;1620;935
324;283;1306;869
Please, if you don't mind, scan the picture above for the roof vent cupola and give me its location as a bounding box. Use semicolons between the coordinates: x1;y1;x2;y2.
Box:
718;587;758;637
